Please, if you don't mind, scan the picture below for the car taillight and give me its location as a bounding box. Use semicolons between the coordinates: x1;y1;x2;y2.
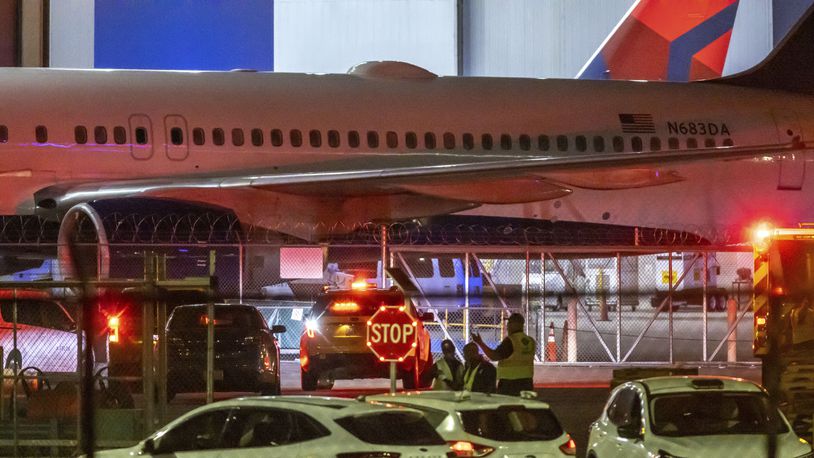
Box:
108;316;120;343
336;453;401;458
448;440;495;457
331;301;361;313
559;435;576;455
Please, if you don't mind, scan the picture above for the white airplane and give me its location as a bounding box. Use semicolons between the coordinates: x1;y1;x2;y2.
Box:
3;4;814;253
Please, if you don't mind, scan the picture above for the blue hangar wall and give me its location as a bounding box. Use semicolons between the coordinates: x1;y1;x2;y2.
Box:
51;0;274;71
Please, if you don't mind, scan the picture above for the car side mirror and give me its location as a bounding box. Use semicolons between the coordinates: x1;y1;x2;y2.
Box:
142;438;156;454
420;312;435;322
271;325;286;334
617;422;643;440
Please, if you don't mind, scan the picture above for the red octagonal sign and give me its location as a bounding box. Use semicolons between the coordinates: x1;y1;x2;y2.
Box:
366;305;418;362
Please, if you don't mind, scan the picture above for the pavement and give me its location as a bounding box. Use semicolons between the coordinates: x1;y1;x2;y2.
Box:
278;360;761;392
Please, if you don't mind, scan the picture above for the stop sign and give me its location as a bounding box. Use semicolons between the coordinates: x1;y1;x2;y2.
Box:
366;305;418;362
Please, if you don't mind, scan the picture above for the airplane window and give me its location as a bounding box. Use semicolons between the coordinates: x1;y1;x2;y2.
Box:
386;131;398;148
686;138;698;149
328;130;340;148
0;125;7;143
538;135;550;151
232;128;244;146
213;128;225;146
650;137;661;151
170;127;183;146
367;131;379;148
35;125;48;143
348;130;360;148
705;138;716;148
612;136;624;152
251;128;264;147
424;132;436;149
192;128;205;145
575;135;587;152
499;134;512;150
309;129;322;147
519;134;531;151
668;137;679;149
556;135;568;152
481;133;493;150
113;126;126;145
443;132;455;149
94;126;107;144
135;127;149;145
405;132;417;149
74;126;87;144
270;129;283;147
722;138;734;147
631;136;643;152
462;133;474;150
593;136;604;152
290;129;302;147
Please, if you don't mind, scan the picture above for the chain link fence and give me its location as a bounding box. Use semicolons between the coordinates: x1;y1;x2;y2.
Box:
0;216;759;455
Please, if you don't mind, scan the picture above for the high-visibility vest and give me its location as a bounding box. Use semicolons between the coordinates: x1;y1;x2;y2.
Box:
497;331;535;380
463;362;481;391
432;358;462;390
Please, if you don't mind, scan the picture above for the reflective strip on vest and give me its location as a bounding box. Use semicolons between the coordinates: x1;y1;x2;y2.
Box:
463;364;479;391
497;332;535;380
433;358;454;390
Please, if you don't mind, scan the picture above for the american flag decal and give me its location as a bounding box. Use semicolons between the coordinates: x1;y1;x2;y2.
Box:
619;113;656;134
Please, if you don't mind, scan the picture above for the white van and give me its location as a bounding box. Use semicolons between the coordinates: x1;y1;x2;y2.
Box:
0;290;78;374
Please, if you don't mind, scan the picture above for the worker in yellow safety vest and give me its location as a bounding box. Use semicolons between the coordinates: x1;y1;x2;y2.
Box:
473;312;535;396
424;339;464;390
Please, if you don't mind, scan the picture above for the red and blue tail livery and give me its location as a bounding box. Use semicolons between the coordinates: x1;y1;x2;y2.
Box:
578;0;739;81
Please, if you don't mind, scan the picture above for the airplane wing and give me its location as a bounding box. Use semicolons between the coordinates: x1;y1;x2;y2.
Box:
35;139;799;234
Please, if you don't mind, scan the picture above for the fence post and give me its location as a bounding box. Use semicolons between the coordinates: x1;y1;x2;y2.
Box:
616;253;622;363
703;252;709;361
668;252;674;365
727;295;738;362
561;320;569;362
464;252;470;344
380;224;387;289
0;346;4;422
540;251;546;362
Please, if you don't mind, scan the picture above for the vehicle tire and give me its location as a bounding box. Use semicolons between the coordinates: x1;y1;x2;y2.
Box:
717;295;727;312
104;380;135;409
301;368;319;391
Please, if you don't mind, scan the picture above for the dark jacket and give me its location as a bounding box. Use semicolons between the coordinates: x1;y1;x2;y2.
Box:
463;359;497;394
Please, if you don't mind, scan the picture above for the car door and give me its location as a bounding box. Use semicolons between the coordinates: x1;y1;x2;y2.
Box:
590;387;628;457
598;386;644;458
149;409;231;456
223;406;330;456
614;388;649;457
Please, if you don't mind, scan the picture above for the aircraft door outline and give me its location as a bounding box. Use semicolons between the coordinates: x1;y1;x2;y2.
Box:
128;114;154;160
774;111;806;190
164;114;189;161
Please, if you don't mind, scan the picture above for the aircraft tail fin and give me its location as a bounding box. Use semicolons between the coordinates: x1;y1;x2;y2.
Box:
715;4;814;94
578;0;739;81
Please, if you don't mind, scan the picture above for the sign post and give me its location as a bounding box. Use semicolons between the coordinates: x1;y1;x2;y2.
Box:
366;305;419;394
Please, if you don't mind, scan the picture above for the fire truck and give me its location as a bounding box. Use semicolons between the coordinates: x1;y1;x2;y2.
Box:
752;223;814;439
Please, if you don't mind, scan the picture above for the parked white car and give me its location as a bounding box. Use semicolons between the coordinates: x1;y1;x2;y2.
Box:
95;395;455;457
587;376;813;458
0;289;78;373
368;391;576;457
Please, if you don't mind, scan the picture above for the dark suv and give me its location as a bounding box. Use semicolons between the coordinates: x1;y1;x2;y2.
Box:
167;304;285;398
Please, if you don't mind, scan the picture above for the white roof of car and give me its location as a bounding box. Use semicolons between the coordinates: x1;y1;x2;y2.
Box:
636;376;763;395
368;391;552;410
192;395;416;419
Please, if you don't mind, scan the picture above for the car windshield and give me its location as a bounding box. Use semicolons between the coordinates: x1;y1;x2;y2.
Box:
459;407;563;442
168;306;264;330
335;411;446;445
650;392;788;436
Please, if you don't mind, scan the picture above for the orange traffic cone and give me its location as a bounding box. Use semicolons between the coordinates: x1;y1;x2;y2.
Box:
546;321;557;362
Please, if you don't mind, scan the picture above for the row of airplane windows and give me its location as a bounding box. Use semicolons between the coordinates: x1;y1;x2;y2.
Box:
1;125;736;152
